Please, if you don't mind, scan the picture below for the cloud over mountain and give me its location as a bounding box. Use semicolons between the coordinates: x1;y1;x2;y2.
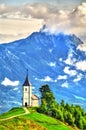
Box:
75;61;86;71
0;2;86;43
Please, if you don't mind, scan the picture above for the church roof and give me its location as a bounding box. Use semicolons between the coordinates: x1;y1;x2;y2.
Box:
23;72;31;86
31;94;39;100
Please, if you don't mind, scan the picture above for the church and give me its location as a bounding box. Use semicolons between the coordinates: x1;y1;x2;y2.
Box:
22;72;39;107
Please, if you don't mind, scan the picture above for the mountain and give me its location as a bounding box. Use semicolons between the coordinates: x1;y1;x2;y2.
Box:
0;31;86;114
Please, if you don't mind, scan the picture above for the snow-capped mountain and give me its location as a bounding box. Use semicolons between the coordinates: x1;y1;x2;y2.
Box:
0;31;86;114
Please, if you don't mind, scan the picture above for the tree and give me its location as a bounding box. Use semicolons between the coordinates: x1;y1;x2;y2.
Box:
56;109;64;121
82;117;86;129
66;112;74;126
60;99;65;107
39;84;51;94
77;117;83;129
65;103;71;112
51;108;58;118
39;84;56;114
37;84;86;129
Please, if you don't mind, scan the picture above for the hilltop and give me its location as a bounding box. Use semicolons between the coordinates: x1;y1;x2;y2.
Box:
0;107;76;130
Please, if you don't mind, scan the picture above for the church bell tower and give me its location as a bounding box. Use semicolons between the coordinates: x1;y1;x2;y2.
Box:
22;71;32;107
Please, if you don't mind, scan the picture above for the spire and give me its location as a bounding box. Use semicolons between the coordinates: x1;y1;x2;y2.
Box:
23;69;31;86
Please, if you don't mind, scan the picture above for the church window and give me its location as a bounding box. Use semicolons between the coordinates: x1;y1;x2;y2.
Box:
25;88;27;91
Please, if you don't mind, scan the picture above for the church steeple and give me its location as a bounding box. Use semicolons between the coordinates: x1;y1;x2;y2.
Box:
22;70;32;107
22;70;39;107
23;70;31;86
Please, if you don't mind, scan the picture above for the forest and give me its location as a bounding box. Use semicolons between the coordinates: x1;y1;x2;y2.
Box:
37;84;86;129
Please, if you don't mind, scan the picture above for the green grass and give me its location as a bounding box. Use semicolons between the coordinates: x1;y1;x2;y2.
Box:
0;107;74;130
0;107;24;119
0;117;46;130
23;111;72;130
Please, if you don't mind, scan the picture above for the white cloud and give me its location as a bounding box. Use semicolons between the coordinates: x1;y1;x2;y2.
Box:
64;50;86;72
22;3;49;19
13;87;19;91
0;2;86;43
73;73;83;82
35;76;57;82
48;62;56;67
77;43;86;52
1;77;19;86
43;2;86;38
41;76;53;82
0;18;43;43
73;94;86;101
59;58;63;62
61;82;69;88
58;75;67;80
64;66;77;76
64;52;76;65
34;76;53;82
75;60;86;71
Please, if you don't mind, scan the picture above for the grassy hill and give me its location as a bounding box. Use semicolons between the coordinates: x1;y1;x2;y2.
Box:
0;107;25;119
0;107;77;130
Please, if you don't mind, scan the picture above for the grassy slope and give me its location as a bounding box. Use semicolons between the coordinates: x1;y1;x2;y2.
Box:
0;117;46;130
23;110;72;130
0;107;74;130
0;107;24;119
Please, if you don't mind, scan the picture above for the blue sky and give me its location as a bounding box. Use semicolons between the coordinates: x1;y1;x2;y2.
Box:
0;0;86;9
